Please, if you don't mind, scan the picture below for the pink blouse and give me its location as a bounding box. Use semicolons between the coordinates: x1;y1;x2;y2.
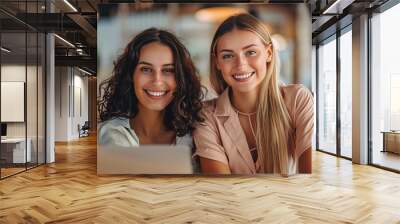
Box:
193;84;314;174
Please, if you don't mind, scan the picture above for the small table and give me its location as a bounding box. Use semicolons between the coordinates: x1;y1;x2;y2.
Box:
381;131;400;154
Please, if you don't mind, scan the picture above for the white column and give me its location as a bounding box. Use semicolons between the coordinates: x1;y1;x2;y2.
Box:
46;1;55;163
352;14;369;164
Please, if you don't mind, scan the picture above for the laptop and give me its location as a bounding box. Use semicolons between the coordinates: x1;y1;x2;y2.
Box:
97;145;193;175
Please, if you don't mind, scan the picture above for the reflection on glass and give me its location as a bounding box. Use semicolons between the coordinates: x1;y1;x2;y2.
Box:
340;29;352;158
318;37;337;154
371;3;400;171
1;31;27;177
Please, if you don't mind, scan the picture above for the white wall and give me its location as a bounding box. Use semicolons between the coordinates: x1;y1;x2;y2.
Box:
55;67;69;141
73;73;89;138
54;67;89;141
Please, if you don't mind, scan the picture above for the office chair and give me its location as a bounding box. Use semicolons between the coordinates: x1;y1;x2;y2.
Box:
78;121;90;138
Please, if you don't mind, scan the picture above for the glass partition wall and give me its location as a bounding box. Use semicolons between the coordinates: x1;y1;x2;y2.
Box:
315;0;400;172
370;2;400;171
316;26;352;159
0;1;46;179
317;35;337;155
339;27;352;159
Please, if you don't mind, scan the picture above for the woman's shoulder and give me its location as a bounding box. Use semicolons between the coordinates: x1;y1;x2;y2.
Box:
98;117;139;146
201;98;218;116
98;117;130;132
281;84;313;105
280;84;314;121
176;133;193;147
281;84;312;98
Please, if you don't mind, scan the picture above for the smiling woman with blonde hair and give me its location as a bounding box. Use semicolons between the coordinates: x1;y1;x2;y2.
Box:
193;13;314;176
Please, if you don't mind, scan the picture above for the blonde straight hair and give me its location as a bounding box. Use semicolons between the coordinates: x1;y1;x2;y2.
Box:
210;13;293;175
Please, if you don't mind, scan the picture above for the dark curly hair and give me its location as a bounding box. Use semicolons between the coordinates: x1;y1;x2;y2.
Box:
98;28;204;137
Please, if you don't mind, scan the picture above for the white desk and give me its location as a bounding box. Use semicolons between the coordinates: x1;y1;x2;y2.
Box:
1;138;31;163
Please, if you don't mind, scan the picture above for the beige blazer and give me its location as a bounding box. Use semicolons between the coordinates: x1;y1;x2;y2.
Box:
193;84;314;174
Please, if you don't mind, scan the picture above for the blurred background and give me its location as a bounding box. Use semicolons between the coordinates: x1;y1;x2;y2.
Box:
97;3;311;98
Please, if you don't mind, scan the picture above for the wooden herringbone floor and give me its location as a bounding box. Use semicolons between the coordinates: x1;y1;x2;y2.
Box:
1;134;400;224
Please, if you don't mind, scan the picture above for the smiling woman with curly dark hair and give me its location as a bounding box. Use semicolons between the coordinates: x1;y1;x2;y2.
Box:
98;28;204;164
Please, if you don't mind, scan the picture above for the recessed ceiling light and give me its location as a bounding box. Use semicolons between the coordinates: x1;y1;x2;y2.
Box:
78;67;93;76
63;0;78;12
54;34;75;48
322;0;354;15
1;47;11;53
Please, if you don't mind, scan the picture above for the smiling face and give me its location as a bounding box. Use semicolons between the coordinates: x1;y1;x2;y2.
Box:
215;29;272;95
133;42;177;112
